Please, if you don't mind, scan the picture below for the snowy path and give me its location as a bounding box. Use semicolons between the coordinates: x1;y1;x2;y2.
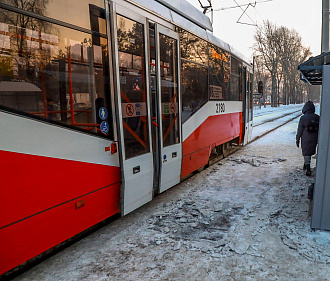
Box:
14;104;330;281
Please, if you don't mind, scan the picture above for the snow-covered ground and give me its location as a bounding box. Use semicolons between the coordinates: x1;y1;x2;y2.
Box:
253;104;303;118
252;103;320;141
253;104;302;126
14;104;330;281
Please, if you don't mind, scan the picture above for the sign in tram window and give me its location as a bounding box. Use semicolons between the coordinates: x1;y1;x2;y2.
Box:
209;85;223;100
0;8;113;138
117;15;150;159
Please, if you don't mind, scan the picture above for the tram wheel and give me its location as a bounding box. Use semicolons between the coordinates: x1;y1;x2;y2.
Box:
222;142;230;158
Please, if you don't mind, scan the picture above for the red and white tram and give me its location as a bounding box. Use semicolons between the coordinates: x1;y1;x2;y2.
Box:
0;0;253;276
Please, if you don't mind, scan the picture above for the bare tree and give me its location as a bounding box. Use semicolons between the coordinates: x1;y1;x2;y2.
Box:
281;29;311;104
254;20;280;107
253;55;270;105
253;21;312;106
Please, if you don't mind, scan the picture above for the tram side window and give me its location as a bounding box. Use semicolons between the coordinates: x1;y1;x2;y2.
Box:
230;57;243;101
0;8;113;138
179;29;208;124
209;45;230;101
179;29;208;65
181;60;208;123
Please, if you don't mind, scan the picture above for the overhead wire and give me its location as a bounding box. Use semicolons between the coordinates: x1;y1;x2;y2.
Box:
207;0;273;26
212;0;273;11
233;0;257;26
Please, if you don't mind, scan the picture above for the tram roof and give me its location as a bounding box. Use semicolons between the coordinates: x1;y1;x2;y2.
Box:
298;52;330;85
130;0;213;32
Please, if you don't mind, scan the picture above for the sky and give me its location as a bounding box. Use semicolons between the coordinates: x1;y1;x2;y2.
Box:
186;0;322;61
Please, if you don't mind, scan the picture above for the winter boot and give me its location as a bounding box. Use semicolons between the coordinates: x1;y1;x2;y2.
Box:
306;164;311;176
303;164;306;170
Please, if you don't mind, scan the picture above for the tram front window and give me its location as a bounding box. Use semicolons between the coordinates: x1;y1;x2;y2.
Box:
117;15;150;159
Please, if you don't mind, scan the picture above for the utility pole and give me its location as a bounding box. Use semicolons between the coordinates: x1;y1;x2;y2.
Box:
322;0;330;52
320;0;329;106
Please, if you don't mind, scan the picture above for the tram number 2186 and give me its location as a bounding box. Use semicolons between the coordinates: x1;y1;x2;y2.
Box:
216;102;225;113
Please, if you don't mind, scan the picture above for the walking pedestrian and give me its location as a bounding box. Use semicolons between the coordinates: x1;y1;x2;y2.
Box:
296;101;319;176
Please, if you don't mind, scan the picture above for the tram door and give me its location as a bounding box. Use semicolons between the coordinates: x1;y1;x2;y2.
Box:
114;7;154;215
151;24;182;194
243;68;253;144
113;5;181;215
247;72;253;142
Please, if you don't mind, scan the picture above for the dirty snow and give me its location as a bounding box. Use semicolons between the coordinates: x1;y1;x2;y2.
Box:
14;104;330;281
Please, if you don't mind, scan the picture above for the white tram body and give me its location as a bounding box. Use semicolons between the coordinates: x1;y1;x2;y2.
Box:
0;0;253;275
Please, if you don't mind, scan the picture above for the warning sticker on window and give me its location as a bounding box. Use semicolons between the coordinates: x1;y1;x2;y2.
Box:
162;102;178;114
122;102;147;118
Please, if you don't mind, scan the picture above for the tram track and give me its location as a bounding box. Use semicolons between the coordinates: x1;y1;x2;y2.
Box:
253;104;302;118
254;108;291;117
253;109;301;127
251;103;320;143
250;112;301;144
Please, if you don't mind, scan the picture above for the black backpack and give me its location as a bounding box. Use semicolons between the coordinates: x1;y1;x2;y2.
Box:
306;117;319;133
